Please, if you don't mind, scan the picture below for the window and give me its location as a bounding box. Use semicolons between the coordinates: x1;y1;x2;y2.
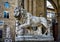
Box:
4;2;10;8
3;11;9;18
0;20;4;26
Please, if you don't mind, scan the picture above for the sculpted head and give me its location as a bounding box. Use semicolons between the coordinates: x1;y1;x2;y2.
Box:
14;6;27;19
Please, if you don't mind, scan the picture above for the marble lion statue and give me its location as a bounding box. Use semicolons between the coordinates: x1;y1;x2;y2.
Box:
14;7;50;36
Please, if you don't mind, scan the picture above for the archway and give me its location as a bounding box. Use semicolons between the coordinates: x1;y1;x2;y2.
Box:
46;0;58;41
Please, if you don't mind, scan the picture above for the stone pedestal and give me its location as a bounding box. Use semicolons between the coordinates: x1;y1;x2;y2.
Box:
15;35;54;41
15;21;54;41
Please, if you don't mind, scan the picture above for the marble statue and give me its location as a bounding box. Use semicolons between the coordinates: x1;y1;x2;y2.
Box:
14;6;50;36
14;6;55;41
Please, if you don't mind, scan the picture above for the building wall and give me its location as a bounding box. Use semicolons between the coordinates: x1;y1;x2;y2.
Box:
52;0;58;7
0;0;18;41
24;0;46;17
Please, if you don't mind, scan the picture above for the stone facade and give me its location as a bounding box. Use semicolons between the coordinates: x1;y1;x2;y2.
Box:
0;0;17;41
24;0;46;17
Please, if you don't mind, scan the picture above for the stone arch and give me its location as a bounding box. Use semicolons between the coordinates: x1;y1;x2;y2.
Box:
48;0;57;9
47;0;58;41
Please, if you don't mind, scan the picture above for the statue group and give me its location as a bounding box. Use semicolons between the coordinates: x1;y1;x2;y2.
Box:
14;6;54;41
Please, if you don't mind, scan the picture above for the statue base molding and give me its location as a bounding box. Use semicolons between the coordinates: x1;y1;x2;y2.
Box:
15;35;54;41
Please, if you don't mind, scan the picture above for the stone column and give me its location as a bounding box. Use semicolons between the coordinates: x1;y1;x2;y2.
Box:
29;0;32;13
36;0;46;17
57;0;60;41
33;0;36;16
24;0;28;11
15;0;18;6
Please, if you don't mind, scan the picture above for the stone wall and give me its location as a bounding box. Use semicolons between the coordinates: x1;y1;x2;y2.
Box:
36;0;46;17
0;0;18;41
52;0;58;7
24;0;46;17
